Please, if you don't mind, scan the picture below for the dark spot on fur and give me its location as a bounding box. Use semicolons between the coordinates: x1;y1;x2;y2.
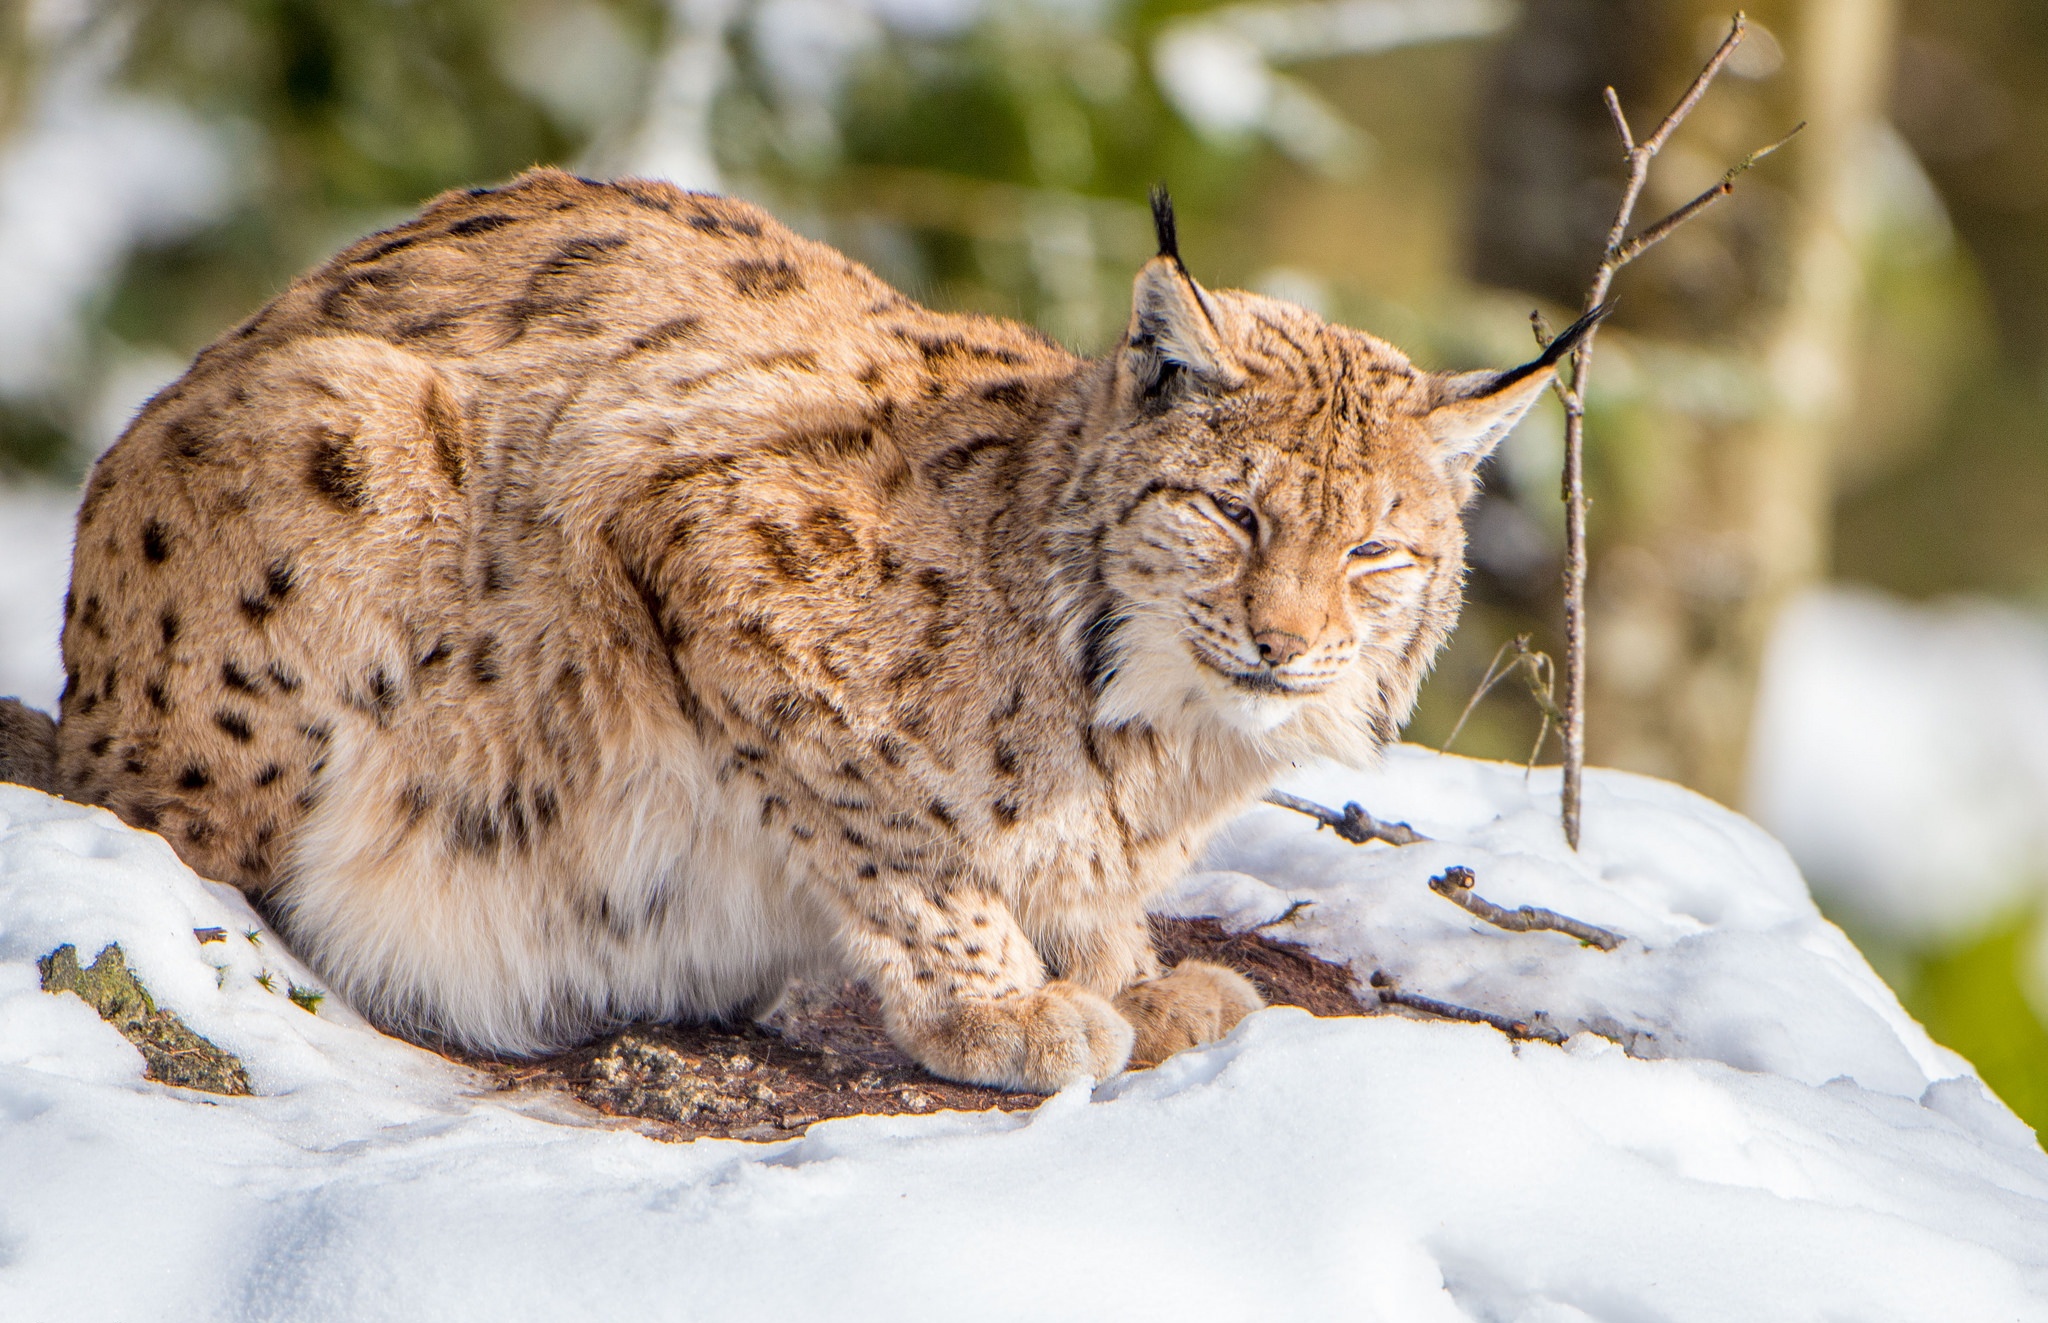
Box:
624;316;701;356
308;429;369;511
418;639;451;668
86;733;111;757
299;722;331;745
857;863;878;879
185;817;215;846
123;756;146;775
179;765;209;790
266;664;301;693
470;637;500;685
160;611;180;646
611;180;674;213
448;798;500;856
249;763;281;788
928;435;1013;484
992;798;1021;827
926;798;955;829
424;383;465;488
357;231;426;262
512;235;631;331
481;555;509;594
534;786;560;830
221;661;259;693
163;415;210;462
266;559;295;600
993;742;1020;778
146;678;171;713
979;378;1033;408
753;520;815;583
724;258;804;298
447;212;519;237
215;710;253;742
141;519;170;563
240;594;274;626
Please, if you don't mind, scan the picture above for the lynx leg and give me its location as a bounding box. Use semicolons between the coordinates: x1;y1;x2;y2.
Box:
834;886;1133;1093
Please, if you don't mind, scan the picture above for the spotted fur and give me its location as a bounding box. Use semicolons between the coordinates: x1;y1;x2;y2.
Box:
50;169;1565;1089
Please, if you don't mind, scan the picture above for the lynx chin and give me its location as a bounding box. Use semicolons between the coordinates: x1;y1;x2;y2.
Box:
16;170;1591;1091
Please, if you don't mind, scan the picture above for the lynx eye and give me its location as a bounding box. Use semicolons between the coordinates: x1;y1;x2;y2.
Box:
1210;494;1258;536
1348;540;1396;561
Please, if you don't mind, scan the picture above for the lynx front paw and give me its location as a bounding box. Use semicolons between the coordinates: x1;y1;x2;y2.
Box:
908;981;1135;1093
1113;961;1263;1068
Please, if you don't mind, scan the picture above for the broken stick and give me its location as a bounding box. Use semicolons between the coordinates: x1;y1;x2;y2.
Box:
1429;866;1622;951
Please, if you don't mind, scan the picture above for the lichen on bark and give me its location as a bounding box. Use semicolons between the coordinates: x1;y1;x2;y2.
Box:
38;942;252;1096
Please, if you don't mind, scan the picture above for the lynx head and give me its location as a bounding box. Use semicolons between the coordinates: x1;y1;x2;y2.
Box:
1067;190;1601;757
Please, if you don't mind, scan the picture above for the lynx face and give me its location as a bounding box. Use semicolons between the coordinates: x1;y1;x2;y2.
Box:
1080;267;1558;743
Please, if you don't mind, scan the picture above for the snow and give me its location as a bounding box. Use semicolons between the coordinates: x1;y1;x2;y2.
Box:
4;746;2046;1320
0;483;77;712
1750;586;2048;944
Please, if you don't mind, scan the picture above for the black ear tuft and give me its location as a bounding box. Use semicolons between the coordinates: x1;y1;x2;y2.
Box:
1487;301;1616;393
1149;184;1183;271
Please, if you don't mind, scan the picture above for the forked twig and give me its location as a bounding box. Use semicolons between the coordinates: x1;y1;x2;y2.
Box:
1428;866;1622;951
1262;790;1428;846
1369;971;1566;1045
1549;12;1802;849
1442;633;1564;772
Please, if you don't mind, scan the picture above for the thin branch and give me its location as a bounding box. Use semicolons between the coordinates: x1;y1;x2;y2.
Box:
1611;121;1806;268
1263;790;1428;846
1601;85;1634;154
1552;11;1798;851
1369;971;1566;1045
1427;866;1622;951
1640;12;1748;155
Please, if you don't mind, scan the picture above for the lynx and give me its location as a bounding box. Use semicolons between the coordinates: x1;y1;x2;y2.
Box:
17;170;1589;1091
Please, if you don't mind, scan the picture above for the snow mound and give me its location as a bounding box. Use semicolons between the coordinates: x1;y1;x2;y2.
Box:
4;750;2046;1321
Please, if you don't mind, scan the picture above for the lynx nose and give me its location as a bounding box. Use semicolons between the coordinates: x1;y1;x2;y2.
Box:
1253;630;1309;667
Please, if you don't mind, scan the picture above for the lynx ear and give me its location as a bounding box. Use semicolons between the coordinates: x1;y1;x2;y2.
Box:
1425;303;1612;471
1121;188;1246;402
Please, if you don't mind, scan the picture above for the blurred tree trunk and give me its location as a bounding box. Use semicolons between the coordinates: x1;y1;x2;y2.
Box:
1467;0;1899;805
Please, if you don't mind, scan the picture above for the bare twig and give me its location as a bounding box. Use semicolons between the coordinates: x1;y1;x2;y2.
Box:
1369;971;1566;1045
1427;866;1622;951
1261;790;1625;949
1550;11;1799;850
1443;634;1564;772
1262;790;1429;846
1611;122;1806;267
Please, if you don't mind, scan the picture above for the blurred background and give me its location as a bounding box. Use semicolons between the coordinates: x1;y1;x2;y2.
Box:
2;0;2046;1127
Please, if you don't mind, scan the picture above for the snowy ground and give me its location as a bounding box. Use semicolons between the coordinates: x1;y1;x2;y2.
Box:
4;750;2046;1321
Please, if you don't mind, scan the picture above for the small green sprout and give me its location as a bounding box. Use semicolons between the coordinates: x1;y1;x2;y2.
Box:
287;984;325;1014
243;928;263;946
253;970;275;992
